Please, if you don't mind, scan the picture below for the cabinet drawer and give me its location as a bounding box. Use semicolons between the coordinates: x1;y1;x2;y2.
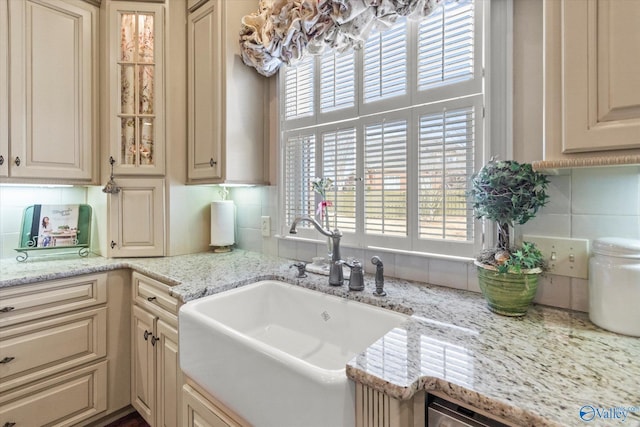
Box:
0;360;107;427
133;272;179;317
0;307;107;392
0;273;107;328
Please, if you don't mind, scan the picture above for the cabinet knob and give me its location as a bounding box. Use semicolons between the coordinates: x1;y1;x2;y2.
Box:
0;356;15;364
14;157;20;166
209;158;217;167
147;296;157;302
110;241;117;249
151;336;159;346
144;330;151;341
0;155;4;165
0;306;15;313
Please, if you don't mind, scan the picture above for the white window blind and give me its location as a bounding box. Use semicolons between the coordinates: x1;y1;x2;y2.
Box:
284;55;314;120
364;120;408;236
322;128;357;233
284;134;316;227
320;50;355;113
280;0;483;258
418;106;475;242
363;20;408;104
418;0;475;90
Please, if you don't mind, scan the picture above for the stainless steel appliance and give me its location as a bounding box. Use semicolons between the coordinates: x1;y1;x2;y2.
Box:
427;396;509;427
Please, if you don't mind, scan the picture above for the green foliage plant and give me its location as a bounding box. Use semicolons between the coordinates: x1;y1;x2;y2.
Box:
469;159;550;273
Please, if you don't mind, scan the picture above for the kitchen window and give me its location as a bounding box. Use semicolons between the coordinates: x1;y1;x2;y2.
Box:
280;0;485;258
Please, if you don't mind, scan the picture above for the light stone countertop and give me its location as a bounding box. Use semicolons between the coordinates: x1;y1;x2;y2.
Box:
1;250;638;427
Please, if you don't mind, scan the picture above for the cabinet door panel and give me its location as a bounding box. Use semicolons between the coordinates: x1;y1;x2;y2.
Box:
188;0;222;181
108;1;165;175
183;384;234;427
157;319;181;427
8;0;96;180
109;178;165;257
0;0;8;178
132;305;157;426
547;0;640;154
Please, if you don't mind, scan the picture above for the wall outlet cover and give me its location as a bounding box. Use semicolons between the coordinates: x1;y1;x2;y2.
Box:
261;216;271;237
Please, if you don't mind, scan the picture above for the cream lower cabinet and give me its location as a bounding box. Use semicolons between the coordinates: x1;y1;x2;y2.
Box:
131;272;182;427
0;272;131;427
108;178;165;258
2;0;98;183
182;380;249;427
544;0;640;158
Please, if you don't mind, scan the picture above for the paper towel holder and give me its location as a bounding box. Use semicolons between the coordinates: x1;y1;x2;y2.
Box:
210;200;235;253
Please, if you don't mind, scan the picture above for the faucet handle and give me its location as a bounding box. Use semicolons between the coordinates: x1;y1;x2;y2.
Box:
290;262;307;278
371;256;386;296
342;260;364;291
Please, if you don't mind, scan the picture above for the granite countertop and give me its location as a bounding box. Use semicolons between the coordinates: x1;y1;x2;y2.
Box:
1;250;638;427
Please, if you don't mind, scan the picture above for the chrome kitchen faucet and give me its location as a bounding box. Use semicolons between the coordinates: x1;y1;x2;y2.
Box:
289;216;344;286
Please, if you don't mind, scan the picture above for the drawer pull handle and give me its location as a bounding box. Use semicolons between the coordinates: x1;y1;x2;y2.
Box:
3;422;17;427
0;306;15;313
151;336;159;346
0;357;15;364
143;330;151;341
147;296;157;302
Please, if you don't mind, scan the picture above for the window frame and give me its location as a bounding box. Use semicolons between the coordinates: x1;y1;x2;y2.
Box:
276;0;510;261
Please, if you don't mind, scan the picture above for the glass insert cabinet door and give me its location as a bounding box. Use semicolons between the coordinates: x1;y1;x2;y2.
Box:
109;2;164;175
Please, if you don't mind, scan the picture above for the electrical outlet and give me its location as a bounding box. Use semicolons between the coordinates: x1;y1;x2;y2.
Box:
523;235;589;279
261;216;271;237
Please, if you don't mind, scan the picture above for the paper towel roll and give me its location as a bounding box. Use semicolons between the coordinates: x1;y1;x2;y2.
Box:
210;201;235;247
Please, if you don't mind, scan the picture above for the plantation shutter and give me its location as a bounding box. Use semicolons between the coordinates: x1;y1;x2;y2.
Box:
284;55;315;121
364;119;408;237
321;128;357;233
320;50;355;113
417;0;480;100
363;20;408;104
284;133;316;227
417;106;475;242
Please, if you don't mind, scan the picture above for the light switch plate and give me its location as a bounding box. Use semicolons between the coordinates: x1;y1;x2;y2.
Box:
261;216;271;237
523;235;589;279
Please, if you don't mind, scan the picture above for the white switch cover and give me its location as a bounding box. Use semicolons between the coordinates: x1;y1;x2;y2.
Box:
523;235;589;279
261;216;271;237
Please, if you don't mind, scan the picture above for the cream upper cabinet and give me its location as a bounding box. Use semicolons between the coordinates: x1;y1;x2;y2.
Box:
0;0;8;178
3;0;98;182
107;178;165;257
107;1;165;176
544;0;640;158
187;0;268;184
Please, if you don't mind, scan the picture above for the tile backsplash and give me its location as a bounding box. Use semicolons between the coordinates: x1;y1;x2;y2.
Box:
2;165;637;313
230;165;640;312
0;185;88;259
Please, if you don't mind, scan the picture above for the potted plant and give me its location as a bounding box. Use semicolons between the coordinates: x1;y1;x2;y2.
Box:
469;159;550;316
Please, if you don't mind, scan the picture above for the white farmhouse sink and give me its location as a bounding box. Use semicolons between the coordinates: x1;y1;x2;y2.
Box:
179;280;408;427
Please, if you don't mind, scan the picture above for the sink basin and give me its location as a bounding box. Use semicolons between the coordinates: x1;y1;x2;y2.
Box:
179;280;408;427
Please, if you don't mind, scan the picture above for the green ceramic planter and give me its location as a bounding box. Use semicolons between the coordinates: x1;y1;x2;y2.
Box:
476;264;540;317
